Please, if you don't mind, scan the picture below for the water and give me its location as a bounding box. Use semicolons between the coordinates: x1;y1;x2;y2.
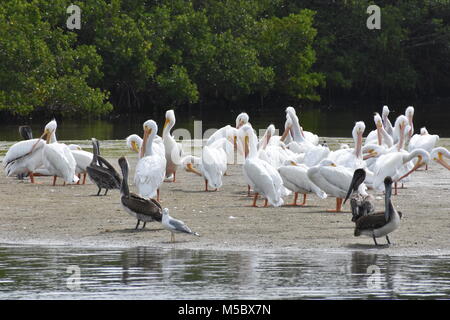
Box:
0;244;448;299
1;103;450;141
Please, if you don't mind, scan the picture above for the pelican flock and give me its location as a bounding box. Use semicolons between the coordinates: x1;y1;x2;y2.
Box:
2;104;445;245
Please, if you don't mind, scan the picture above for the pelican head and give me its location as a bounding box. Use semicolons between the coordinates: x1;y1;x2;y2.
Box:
319;159;337;167
420;127;429;135
238;123;256;158
405;106;414;118
398;149;430;181
395;115;409;132
41;119;57;143
344;168;366;205
236;112;249;129
431;147;450;170
126;134;142;153
374;113;383;128
285;106;296;116
143;119;158;137
382;105;390;118
164;110;175;130
353;121;366;135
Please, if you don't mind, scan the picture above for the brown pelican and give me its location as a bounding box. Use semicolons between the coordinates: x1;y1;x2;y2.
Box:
344;168;375;222
86;138;121;196
19;125;33;140
118;156;162;230
161;208;199;242
354;176;402;245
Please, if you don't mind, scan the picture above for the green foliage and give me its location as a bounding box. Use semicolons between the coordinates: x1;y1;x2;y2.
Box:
1;0;449;117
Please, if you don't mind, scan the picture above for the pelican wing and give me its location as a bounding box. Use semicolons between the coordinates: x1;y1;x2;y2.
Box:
318;165;353;197
121;193;162;222
355;212;386;231
3;139;45;165
43;143;78;183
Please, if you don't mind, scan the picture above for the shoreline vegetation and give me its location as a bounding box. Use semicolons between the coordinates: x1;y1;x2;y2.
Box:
1;1;450;119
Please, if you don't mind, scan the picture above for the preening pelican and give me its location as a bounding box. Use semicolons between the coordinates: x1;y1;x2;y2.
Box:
328;121;366;170
278;160;327;206
86;138;121;195
3;132;45;183
365;113;393;148
162;208;199;243
135;120;166;200
206;125;238;147
381;105;394;137
431;147;450;170
307;159;354;212
118;156;162;230
240;124;285;207
394;106;414;144
285;107;315;154
285;106;319;146
354;176;402;246
40;120;79;185
408;127;439;152
343;168;374;222
163;110;182;182
183;138;232;191
236;112;250;129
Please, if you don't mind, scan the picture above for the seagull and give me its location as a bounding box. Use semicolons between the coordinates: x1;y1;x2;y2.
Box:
161;208;200;243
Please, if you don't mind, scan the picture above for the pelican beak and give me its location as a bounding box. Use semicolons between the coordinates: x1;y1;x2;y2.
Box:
141;127;151;158
376;121;382;145
163;119;170;130
331;163;336;167
290;161;297;166
131;141;139;153
397;155;424;181
363;150;378;160
280;125;291;142
435;153;450;170
186;163;202;176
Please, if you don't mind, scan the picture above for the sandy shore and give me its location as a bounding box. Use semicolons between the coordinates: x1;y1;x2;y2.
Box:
1;137;449;255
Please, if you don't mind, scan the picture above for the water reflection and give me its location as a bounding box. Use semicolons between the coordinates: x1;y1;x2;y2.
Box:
1;103;450;141
0;245;449;299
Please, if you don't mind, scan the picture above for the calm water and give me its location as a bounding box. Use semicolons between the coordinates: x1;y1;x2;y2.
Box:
1;104;450;141
0;244;449;299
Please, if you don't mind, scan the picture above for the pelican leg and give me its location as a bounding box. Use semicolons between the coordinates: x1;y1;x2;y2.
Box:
82;173;87;185
327;198;343;212
373;235;379;246
104;189;108;196
157;189;160;202
247;185;251;197
135;220;140;230
386;235;391;245
52;176;57;186
264;199;268;207
96;187;101;196
142;222;147;229
77;174;81;185
205;180;208;192
288;192;298;206
394;182;398;196
173;172;176;182
30;172;35;184
300;194;307;206
247;193;259;207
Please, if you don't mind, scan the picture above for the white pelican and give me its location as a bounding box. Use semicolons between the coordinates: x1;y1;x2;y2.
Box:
240;124;285;207
285;107;315;154
354;176;402;246
206;125;238;147
235;112;250;129
408;127;439;152
372;148;430;194
69;145;93;185
365;113;393;148
126;133;165;158
40;120;79;185
307;159;354;212
278;160;327;206
431;147;450;170
183;138;232;191
285;106;319;145
394;106;414;144
381;105;394;137
135;120;166;200
163;110;183;182
328;121;366;170
3;136;45;183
